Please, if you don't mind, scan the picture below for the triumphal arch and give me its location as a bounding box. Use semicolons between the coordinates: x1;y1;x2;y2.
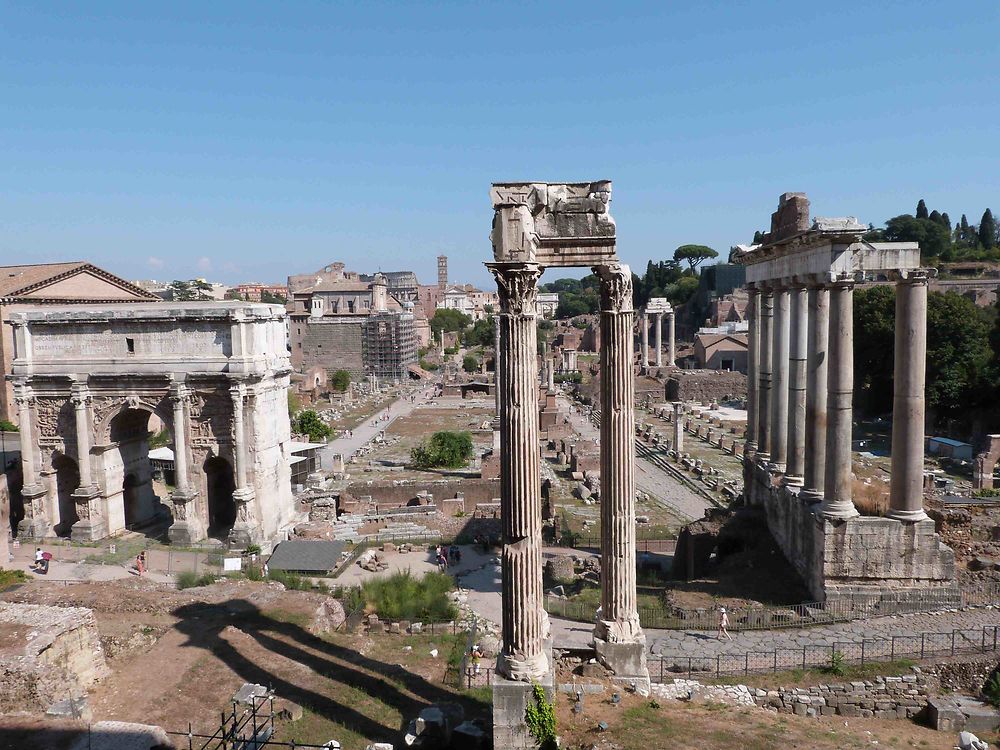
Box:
8;302;295;547
488;182;648;746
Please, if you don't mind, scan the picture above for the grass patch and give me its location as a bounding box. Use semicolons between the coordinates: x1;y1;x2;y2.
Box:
0;568;29;591
357;570;457;622
176;571;217;589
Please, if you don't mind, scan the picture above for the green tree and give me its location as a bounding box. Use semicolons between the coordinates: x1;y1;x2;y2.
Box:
260;290;287;304
752;230;764;244
462;354;479;373
979;209;996;250
169;280;213;301
916;199;929;219
853;286;896;415
287;390;301;418
294;410;332;442
555;296;590;318
666;275;700;306
430;308;472;340
463;316;495;347
410;431;474;469
941;212;951;230
883;215;952;258
673;244;719;272
926;291;992;416
331;369;351;392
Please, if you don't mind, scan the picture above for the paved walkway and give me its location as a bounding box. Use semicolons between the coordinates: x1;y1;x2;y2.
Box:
561;395;711;522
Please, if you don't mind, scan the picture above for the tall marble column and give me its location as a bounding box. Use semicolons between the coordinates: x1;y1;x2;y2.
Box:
488;261;548;682
821;278;859;520
69;380;104;541
654;313;663;367
784;284;808;486
888;271;930;522
756;289;773;463
594;263;648;690
230;382;259;546
15;384;49;537
801;284;829;504
167;380;202;544
745;287;760;455
640;312;649;369
769;285;790;473
667;312;676;366
673;401;684;452
70;382;95;492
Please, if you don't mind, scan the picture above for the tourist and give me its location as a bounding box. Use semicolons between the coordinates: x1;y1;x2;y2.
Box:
470;644;483;675
31;547;44;572
135;552;145;576
717;607;732;641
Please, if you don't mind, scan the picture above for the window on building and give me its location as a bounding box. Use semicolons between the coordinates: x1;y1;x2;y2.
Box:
125;337;135;354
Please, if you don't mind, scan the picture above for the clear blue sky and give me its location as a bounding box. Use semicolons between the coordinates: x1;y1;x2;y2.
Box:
3;2;998;287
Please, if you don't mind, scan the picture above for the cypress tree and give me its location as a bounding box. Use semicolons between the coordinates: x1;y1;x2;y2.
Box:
961;214;971;244
752;230;763;243
929;209;942;225
941;212;951;228
979;209;996;250
916;199;929;219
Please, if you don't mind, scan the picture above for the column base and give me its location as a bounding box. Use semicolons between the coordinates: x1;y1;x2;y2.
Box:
593;636;651;697
886;508;929;523
798;488;823;504
782;474;804;488
767;461;787;474
496;648;549;683
167;519;206;545
71;518;110;543
819;501;859;521
228;523;261;549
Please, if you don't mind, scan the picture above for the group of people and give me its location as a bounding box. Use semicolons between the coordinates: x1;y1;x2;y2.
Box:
30;548;50;574
434;544;461;572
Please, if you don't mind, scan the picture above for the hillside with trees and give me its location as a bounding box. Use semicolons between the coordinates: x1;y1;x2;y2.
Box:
865;199;999;263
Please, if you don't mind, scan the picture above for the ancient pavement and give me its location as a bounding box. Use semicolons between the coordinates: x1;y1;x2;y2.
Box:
559;393;711;522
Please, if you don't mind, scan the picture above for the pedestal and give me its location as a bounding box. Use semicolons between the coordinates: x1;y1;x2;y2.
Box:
167;489;204;544
492;644;555;750
70;486;107;542
17;485;50;539
593;637;651;696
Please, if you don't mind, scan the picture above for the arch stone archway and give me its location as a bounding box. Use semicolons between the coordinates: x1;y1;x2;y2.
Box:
9;302;295;547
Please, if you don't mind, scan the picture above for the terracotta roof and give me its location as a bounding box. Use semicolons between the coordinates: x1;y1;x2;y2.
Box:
0;261;159;301
310;280;372;293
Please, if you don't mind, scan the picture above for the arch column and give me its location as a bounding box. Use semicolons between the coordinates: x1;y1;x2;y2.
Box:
654;313;663;367
488;261;548;683
167;380;204;544
69;380;106;541
593;263;648;691
14;384;49;538
229;381;260;547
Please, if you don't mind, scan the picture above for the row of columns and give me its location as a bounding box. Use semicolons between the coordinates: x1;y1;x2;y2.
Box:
489;260;644;683
639;311;675;368
746;271;929;522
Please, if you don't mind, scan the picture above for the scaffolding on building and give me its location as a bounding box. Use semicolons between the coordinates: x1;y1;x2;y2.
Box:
362;309;417;379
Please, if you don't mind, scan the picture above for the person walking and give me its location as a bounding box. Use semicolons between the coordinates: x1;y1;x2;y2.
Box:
717;607;732;641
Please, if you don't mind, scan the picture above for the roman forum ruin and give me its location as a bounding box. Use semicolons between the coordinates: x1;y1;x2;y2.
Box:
8;302;295;547
487;181;648;742
738;193;956;605
640;296;675;369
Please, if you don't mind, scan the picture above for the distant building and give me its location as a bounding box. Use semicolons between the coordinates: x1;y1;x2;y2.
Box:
288;264;420;379
693;332;748;373
438;255;448;289
679;262;747;339
0;262;159;422
438;284;498;321
359;271;419;303
231;283;287;302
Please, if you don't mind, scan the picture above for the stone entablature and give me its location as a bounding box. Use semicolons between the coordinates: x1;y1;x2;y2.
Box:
8;302;295;547
736;194;955;604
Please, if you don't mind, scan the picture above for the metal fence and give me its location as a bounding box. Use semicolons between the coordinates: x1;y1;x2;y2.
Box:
10;538;223;577
649;625;1000;682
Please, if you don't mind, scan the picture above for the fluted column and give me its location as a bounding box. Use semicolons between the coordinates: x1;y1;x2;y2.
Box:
769;285;790;472
784;284;808;485
757;289;773;463
488;261;548;682
594;263;643;647
668;312;676;366
888;271;930;522
15;384;49;537
745;287;760;455
821;278;859;520
170;385;191;495
640;312;649;369
654;313;663;367
801;284;830;503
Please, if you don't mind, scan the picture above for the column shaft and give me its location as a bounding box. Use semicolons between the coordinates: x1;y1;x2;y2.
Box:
654;313;663;367
888;275;929;521
802;286;830;503
641;313;649;369
757;291;773;461
231;385;248;489
745;288;760;453
769;287;790;472
668;312;676;366
821;281;858;519
171;390;190;494
71;386;93;489
16;388;39;488
489;262;547;682
784;286;808;485
595;264;642;645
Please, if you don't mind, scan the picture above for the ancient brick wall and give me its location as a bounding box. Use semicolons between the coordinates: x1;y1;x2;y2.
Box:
299;317;365;376
665;369;747;403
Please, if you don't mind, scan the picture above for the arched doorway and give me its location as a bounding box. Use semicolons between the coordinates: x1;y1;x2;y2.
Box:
107;408;163;534
205;456;236;539
53;454;80;537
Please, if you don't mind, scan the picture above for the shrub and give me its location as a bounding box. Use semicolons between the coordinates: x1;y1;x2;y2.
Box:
525;684;557;750
974;488;1000;498
0;420;18;432
419;358;440;371
358;570;457;622
0;568;29;592
462;355;479;373
410;431;474;469
983;670;1000;706
294;410;332;442
331;369;351;392
268;569;309;591
176;571;217;589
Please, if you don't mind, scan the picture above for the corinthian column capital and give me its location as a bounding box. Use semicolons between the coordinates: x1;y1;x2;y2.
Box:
594;262;634;313
487;262;542;316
